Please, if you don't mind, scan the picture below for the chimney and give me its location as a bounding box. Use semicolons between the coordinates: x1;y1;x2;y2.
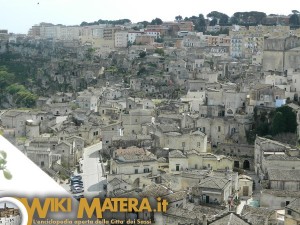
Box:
202;214;207;225
183;196;187;207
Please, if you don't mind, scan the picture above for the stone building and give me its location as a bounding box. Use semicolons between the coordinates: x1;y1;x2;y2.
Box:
0;204;21;225
263;36;300;73
285;198;300;225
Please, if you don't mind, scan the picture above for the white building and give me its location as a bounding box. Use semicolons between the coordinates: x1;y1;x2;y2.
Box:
40;24;62;39
92;27;104;38
145;30;161;39
60;26;80;40
115;31;128;48
128;31;143;44
76;94;98;112
0;212;21;225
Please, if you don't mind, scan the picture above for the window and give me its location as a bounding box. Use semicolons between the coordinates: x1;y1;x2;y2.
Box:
203;127;205;133
144;168;150;173
41;117;44;121
287;210;292;215
218;126;221;132
135;169;138;174
176;164;180;171
286;201;290;206
106;141;109;143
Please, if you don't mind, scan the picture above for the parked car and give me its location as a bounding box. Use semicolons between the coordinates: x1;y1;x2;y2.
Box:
71;184;84;190
72;187;84;194
70;177;82;183
71;180;83;185
71;175;82;180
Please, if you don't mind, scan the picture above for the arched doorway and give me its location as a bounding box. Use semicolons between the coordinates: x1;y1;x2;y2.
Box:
243;160;250;170
132;178;140;188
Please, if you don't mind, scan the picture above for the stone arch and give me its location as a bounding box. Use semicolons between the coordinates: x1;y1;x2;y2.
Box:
132;178;140;188
243;160;250;170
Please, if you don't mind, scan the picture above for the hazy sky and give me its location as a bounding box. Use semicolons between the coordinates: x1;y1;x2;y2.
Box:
0;0;297;34
0;202;18;209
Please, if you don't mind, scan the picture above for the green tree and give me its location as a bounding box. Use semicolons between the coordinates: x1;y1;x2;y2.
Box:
154;48;164;56
139;51;146;58
271;112;285;135
207;11;229;26
175;15;183;21
150;18;163;25
197;14;207;32
15;90;38;108
289;14;300;28
0;67;15;105
230;16;239;25
138;21;150;28
219;14;229;25
233;11;266;25
276;106;297;133
6;84;26;95
209;18;218;26
0;67;15;90
86;48;95;60
207;11;225;20
0;150;12;180
155;37;164;43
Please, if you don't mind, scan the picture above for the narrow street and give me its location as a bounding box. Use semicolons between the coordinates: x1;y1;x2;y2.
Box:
81;141;107;198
